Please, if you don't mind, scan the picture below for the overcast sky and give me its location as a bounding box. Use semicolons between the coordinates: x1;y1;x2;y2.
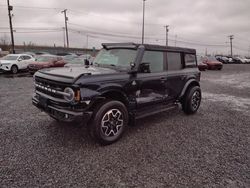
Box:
0;0;250;56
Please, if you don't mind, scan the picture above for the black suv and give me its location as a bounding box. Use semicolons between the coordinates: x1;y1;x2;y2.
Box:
32;43;201;145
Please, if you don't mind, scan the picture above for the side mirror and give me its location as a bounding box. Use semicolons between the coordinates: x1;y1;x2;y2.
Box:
18;58;22;62
139;62;150;73
128;62;137;74
130;62;136;68
84;59;90;66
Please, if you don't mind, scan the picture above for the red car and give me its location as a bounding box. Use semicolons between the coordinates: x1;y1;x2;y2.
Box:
28;55;64;74
197;55;208;71
198;62;208;71
203;56;223;70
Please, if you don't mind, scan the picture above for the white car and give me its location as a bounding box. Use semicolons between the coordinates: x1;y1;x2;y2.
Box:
0;54;35;74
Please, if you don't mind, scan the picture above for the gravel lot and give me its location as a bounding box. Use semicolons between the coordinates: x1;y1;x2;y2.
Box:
0;65;249;187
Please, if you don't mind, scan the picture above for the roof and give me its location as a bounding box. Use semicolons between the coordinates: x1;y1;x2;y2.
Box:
102;43;196;54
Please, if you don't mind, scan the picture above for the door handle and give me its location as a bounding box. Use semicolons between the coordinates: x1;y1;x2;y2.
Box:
160;77;166;81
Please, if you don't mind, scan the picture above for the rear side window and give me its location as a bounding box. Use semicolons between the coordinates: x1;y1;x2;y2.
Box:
142;51;164;72
23;56;32;60
185;54;196;67
167;52;182;70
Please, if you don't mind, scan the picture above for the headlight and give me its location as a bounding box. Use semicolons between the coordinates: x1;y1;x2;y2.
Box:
63;87;75;102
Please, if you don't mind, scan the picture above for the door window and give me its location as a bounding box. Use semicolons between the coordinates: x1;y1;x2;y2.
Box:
141;51;164;73
167;52;182;70
23;55;32;60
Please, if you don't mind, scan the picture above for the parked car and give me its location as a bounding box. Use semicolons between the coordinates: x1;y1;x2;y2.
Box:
62;54;78;62
234;57;248;64
28;55;64;74
22;52;36;57
197;56;208;71
215;55;229;64
35;52;50;55
0;54;35;74
63;57;88;67
32;43;201;145
203;56;223;70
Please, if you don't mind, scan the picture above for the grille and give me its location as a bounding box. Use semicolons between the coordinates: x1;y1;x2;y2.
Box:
35;76;70;99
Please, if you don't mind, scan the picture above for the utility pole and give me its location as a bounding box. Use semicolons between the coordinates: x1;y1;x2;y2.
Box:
62;27;66;48
174;34;177;47
86;34;89;49
61;9;69;48
248;45;250;57
164;25;169;46
142;0;146;44
228;35;234;57
7;0;15;53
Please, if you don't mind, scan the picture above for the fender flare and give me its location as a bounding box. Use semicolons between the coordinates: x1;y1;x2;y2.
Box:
178;79;200;100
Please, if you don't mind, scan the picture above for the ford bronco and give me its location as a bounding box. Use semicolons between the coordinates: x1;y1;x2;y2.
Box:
32;43;201;145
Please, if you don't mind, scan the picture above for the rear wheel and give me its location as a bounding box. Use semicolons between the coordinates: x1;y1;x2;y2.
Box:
182;86;201;114
11;65;18;74
89;100;128;145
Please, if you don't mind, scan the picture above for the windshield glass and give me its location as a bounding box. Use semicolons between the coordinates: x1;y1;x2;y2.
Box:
2;55;18;61
36;56;56;62
94;49;137;70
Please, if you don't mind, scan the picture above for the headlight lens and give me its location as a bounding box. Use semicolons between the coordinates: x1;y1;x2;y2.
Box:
64;87;75;102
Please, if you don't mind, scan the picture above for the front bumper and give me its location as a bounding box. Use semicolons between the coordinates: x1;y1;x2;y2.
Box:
0;65;11;71
32;93;92;123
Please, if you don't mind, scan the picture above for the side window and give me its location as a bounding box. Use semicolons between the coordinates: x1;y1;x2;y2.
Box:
18;56;25;61
23;56;31;60
185;54;196;67
141;51;164;73
167;52;182;70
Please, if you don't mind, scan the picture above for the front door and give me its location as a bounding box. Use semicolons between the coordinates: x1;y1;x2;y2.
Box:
135;50;167;109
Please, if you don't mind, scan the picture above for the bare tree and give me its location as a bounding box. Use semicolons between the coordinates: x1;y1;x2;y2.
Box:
0;34;10;51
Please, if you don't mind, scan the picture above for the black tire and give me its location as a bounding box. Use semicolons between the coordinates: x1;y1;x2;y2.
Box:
11;65;18;74
182;86;201;114
89;100;128;145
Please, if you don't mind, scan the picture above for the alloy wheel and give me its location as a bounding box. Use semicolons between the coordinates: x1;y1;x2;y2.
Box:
101;109;124;137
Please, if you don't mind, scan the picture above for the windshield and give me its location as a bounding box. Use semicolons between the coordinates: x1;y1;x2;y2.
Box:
94;49;137;70
36;56;56;62
2;55;18;61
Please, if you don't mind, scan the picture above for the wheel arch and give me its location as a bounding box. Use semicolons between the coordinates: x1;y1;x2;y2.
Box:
178;79;200;101
89;88;129;110
101;89;129;107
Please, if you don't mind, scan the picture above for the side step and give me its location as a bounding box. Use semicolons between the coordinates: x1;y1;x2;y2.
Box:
135;103;178;120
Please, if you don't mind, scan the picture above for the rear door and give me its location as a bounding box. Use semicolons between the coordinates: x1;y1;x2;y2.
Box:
17;56;26;69
165;52;185;101
23;55;34;67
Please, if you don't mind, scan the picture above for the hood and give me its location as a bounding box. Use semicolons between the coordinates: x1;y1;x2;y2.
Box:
38;65;118;79
0;60;14;64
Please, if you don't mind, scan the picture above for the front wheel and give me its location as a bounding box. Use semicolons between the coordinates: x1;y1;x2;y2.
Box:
89;100;128;145
182;86;201;114
11;65;18;74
